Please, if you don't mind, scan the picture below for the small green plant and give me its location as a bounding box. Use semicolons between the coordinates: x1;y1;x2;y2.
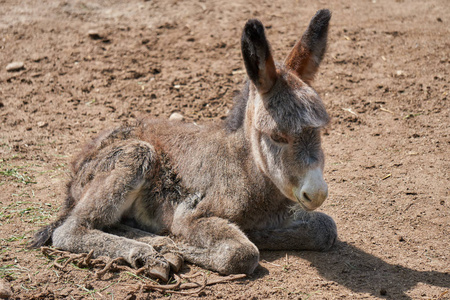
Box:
0;167;36;185
0;262;30;279
0;264;19;279
1;234;26;243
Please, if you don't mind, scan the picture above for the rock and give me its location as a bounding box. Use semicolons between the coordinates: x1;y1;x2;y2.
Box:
395;70;405;77
0;279;12;299
58;287;73;297
30;54;46;62
6;61;24;72
87;30;103;40
169;112;184;121
37;121;48;128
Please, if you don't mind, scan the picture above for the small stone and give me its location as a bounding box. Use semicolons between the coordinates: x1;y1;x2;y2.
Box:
0;279;12;299
169;112;184;121
30;54;46;62
58;287;73;297
398;236;405;242
6;61;24;72
87;30;103;40
380;288;387;296
84;283;94;290
37;121;48;128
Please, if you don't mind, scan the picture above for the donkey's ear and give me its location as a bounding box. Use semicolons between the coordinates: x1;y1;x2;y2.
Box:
285;9;331;84
241;19;277;94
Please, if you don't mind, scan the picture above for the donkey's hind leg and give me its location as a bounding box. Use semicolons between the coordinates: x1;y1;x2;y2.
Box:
52;140;171;281
246;210;337;251
106;224;184;272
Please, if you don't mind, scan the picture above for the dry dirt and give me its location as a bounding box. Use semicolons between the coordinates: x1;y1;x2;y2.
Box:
0;0;449;299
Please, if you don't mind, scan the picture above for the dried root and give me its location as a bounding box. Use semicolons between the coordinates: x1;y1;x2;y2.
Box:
134;272;247;295
41;247;246;295
41;247;136;278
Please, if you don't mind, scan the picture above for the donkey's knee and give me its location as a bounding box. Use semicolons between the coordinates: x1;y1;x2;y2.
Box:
215;240;260;275
309;212;337;251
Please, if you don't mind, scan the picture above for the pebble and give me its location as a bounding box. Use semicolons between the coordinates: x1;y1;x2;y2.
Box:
87;30;103;40
0;279;12;299
58;287;73;297
30;54;46;62
37;121;48;128
169;112;184;121
6;61;24;72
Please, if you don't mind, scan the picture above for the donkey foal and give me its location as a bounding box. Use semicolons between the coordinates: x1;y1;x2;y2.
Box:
31;9;337;281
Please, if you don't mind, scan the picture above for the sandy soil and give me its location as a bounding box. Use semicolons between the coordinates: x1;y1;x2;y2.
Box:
0;0;449;299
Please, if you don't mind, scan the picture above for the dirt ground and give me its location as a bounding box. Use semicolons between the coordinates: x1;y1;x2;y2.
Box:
0;0;449;299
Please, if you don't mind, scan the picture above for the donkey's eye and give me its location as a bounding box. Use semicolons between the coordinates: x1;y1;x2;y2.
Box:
270;133;288;144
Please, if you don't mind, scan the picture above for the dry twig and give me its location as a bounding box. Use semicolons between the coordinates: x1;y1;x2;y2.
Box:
135;272;246;295
342;107;358;117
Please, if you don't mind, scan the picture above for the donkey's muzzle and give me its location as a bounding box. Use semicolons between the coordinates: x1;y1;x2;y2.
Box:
295;168;328;210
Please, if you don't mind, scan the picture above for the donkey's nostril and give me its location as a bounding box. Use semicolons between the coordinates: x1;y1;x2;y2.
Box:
302;192;312;202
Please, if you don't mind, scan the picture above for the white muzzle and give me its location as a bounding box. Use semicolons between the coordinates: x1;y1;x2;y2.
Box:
294;168;328;210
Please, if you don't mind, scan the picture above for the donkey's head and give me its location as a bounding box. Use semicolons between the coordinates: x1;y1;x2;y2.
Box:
241;10;331;211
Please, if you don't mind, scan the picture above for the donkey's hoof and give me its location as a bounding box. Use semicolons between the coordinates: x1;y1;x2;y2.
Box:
163;252;183;273
148;263;170;282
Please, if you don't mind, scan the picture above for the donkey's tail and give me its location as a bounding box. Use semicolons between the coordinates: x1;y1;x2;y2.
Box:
28;217;66;248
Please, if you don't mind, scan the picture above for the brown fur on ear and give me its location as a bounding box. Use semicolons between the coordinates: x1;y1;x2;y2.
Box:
285;9;331;85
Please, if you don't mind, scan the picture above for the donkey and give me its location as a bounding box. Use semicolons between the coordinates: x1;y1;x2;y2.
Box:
31;9;337;281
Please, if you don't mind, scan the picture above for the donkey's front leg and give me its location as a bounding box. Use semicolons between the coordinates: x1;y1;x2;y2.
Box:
171;203;260;275
246;210;337;251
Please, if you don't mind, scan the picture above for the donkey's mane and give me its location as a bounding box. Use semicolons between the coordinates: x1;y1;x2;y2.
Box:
225;80;250;132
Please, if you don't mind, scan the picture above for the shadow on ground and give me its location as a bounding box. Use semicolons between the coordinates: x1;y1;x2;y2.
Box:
258;241;449;299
